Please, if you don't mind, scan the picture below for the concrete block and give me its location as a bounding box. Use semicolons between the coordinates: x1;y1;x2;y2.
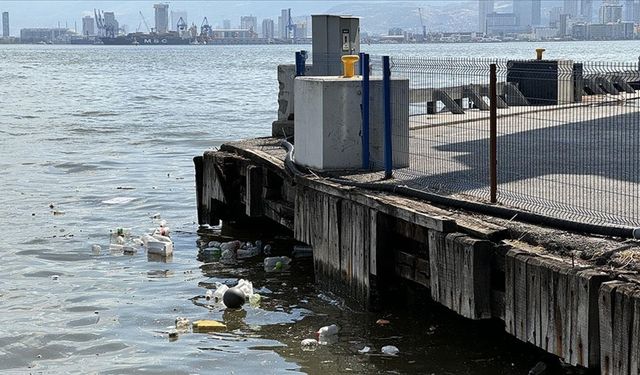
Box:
294;76;409;170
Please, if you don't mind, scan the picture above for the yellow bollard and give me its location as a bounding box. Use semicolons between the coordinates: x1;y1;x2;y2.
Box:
341;55;360;78
535;48;546;61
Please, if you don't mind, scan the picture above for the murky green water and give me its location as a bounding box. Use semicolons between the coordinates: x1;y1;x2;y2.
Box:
2;42;636;373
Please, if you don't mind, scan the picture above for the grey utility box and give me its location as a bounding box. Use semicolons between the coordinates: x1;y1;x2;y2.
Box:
312;15;360;76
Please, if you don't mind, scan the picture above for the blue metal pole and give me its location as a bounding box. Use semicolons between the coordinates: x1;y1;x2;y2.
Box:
382;55;393;179
295;51;303;76
361;53;370;170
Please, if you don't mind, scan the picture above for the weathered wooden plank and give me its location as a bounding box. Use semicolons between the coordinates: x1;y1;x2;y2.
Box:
514;251;530;342
414;257;430;287
429;232;491;319
613;284;636;375
294;177;457;233
539;257;553;353
504;248;535;339
573;269;609;368
631;288;640;375
599;280;625;375
327;196;341;285
340;200;353;285
526;256;542;347
395;251;416;281
369;209;377;277
245;165;264;217
428;230;446;305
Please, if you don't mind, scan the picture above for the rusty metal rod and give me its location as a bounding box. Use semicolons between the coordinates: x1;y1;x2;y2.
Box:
490;63;497;204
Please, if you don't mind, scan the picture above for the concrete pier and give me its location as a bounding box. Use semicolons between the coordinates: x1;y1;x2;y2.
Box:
195;137;640;374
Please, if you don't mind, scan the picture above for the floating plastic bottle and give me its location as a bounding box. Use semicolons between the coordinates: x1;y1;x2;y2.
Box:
381;345;399;355
264;256;292;272
316;324;340;343
212;284;229;303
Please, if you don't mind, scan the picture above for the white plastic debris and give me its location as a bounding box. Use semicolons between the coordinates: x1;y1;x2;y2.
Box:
316;324;339;343
146;234;173;256
358;346;371;354
205;289;214;300
220;240;241;252
175;317;190;331
381;345;400;355
301;339;319;351
212;284;229;303
237;246;261;259
91;244;102;254
248;293;261;307
220;249;237;264
235;279;254;297
264;256;292;272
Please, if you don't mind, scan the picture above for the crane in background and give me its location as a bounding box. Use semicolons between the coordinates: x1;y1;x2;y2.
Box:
139;11;152;33
418;8;427;41
200;17;212;38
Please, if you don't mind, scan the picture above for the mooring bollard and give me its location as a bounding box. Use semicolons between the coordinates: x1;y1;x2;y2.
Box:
382;55;393;179
341;55;359;78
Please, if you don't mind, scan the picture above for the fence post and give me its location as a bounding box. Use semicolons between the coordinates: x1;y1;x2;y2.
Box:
489;64;498;203
383;56;393;179
362;53;370;170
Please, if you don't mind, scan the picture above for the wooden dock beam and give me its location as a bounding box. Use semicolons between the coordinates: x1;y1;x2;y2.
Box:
196;140;640;373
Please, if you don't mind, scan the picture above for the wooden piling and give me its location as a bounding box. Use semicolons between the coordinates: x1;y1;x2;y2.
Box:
196;140;640;374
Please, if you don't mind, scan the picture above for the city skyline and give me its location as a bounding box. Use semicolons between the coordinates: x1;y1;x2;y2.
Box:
1;0;637;40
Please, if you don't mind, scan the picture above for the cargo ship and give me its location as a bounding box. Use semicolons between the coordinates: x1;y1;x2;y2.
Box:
100;32;191;45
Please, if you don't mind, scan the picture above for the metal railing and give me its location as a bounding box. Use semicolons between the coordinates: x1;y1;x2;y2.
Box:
367;55;640;227
291;51;640;227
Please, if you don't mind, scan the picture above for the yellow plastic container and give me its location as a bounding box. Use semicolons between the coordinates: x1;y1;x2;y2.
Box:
192;320;227;333
341;55;360;78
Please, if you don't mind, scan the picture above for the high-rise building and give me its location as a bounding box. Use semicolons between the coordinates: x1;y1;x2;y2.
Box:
170;11;187;31
293;22;307;39
479;0;495;33
600;4;624;23
103;12;119;37
513;0;541;28
262;18;275;39
559;13;569;36
581;0;593;21
279;9;290;39
82;16;95;36
624;0;640;21
223;19;231;29
240;15;257;31
549;6;563;26
154;3;169;34
2;12;9;37
564;0;579;17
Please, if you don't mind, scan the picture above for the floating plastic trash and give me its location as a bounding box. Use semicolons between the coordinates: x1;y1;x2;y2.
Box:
223;287;245;309
102;197;136;205
146;234;173;256
358;346;371;354
381;345;399;355
192;320;226;333
264;256;291;272
175;317;190;331
212;284;228;303
301;339;319;351
316;324;339;342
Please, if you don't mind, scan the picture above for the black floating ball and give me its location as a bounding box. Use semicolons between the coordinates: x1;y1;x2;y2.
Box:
223;287;246;309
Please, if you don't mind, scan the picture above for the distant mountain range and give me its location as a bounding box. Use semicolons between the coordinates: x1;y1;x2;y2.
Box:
1;0;598;37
